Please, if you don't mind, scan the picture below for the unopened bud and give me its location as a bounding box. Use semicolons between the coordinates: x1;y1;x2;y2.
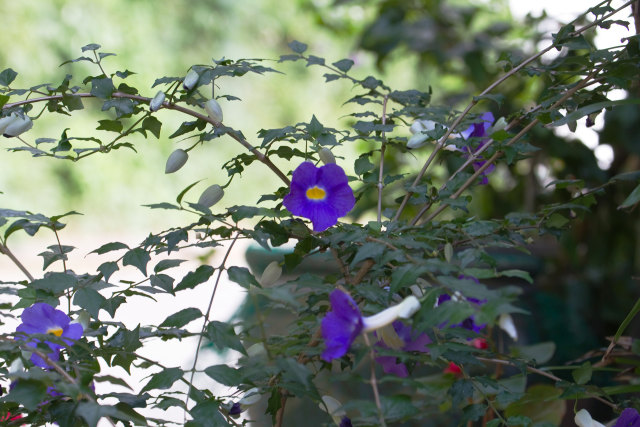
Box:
0;114;18;134
204;99;223;123
320;395;347;426
239;388;261;406
318;147;335;164
183;69;199;90
150;91;166;112
165;149;189;174
246;343;267;359
3;113;33;137
197;184;224;207
488;117;508;134
498;313;518;341
407;132;430;149
259;261;282;287
74;311;90;330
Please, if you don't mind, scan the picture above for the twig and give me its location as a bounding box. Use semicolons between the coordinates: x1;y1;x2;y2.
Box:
363;333;387;427
392;0;636;223
3;92;291;186
0;242;34;281
377;95;389;223
184;232;240;419
477;357;617;409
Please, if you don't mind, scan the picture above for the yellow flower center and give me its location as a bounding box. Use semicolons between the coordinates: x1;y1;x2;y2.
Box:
306;186;326;200
47;327;63;337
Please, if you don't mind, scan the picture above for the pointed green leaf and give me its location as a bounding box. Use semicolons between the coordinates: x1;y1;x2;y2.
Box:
123;248;151;275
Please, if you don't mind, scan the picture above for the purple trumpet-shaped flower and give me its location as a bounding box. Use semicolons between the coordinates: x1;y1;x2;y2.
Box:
15;303;83;368
614;408;640;427
461;112;495;185
321;290;421;362
283;162;355;232
375;321;431;377
437;276;487;335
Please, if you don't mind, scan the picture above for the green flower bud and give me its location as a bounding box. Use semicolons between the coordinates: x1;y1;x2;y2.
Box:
197;184;224;207
165;149;189;174
204;99;223;123
318;147;335;164
2;113;33;137
183;69;199;90
259;261;282;287
150;90;166;112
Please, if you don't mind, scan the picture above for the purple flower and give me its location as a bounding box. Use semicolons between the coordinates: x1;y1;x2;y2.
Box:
461;112;495;185
321;290;363;361
614;409;640;427
437;276;487;335
321;290;421;362
283;162;355;232
15;303;83;368
340;416;353;427
375;321;431;377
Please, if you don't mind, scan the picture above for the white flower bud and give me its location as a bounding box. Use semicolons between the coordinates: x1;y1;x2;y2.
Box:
318;147;336;164
0;113;18;135
488;117;508;134
575;409;606;427
407;132;430;149
259;261;282;287
197;184;224;207
150;91;166;112
8;358;24;375
165;149;189;174
362;295;420;332
239;388;261;406
246;343;267;359
73;311;91;330
183;69;199;90
498;313;518;341
320;395;346;426
204;99;223;123
3;113;33;137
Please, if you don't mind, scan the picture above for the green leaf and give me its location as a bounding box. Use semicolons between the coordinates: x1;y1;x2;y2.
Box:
81;43;101;51
448;379;474;407
332;58;354;72
500;269;533;284
159;307;202;328
98;261;119;282
154;259;186;273
73;287;106;319
150;274;175;293
204;364;243;386
552;99;640;127
288;40;307;53
350;242;385;267
354;156;374;175
142;116;162;138
91;241;129;255
97;119;123;133
511;342;556;364
613;296;640;342
572;362;592;385
0;68;18;86
176;180;203;205
227;266;260;289
91;77;115;99
174;265;215;292
619;183;640;209
31;273;77;294
62;93;84;111
123;248;151;275
141;367;183;393
206;321;247;354
5;379;48;410
189;400;228;427
102;98;135;117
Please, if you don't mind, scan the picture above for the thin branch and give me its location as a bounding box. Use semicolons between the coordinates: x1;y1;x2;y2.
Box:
363;333;387;427
184;232;240;418
477;357;617;409
3;92;290;186
0;242;34;281
377;95;389;223
392;0;635;222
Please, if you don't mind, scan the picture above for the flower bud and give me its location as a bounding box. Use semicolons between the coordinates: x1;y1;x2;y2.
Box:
575;409;606;427
318;147;336;164
165;149;189;174
239;388;261;406
362;295;420;332
183;69;199;90
246;342;267;359
197;184;224;207
0;114;18;135
3;113;33;137
259;261;282;287
407;132;430;149
204;99;223;123
150;91;166;112
74;311;91;330
498;313;518;341
320;395;347;426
